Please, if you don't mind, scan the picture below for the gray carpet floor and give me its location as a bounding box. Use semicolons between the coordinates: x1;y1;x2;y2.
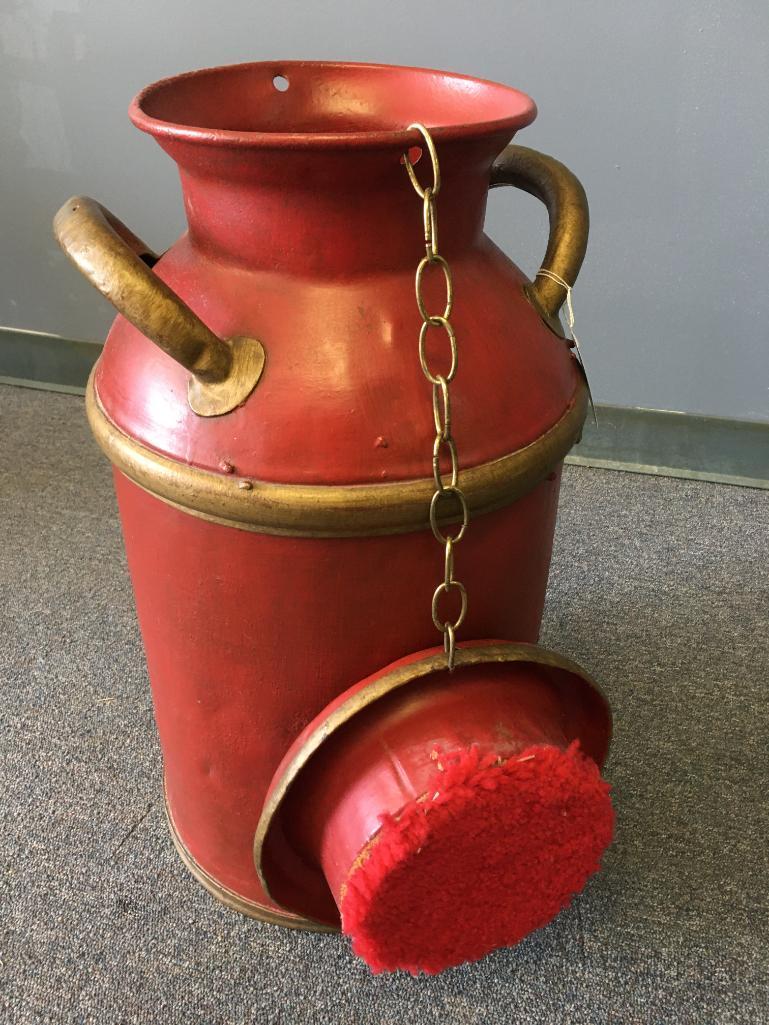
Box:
1;383;767;1025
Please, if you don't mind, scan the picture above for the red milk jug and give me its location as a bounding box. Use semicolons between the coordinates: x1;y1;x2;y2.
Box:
54;60;613;975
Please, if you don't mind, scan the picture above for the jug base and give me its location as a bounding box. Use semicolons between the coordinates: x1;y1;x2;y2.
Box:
163;782;336;932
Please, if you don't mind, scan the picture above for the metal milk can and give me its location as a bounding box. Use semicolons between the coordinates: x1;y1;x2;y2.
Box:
55;60;612;974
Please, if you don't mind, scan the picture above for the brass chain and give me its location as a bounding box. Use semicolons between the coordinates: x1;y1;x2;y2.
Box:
403;123;469;671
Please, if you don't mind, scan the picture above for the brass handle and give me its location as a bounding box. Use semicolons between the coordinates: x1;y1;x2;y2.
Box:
490;145;589;336
53;196;264;416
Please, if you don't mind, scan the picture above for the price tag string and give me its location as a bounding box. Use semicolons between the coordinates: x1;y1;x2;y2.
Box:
536;268;597;426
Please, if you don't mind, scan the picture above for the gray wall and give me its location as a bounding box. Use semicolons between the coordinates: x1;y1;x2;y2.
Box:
2;1;767;420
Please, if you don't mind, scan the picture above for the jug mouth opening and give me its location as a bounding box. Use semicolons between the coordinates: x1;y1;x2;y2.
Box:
129;60;536;149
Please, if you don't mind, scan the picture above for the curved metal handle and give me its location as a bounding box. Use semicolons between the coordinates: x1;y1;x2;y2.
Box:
53;197;264;416
490;145;589;335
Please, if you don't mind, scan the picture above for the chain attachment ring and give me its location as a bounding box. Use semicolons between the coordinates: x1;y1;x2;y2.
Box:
443;624;457;671
404;123;442;199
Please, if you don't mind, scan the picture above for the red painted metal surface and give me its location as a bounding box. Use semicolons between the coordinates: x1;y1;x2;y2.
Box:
116;471;561;907
96;61;576;482
96;61;587;916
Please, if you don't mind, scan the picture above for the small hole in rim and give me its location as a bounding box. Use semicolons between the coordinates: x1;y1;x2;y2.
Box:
272;75;289;92
401;145;423;166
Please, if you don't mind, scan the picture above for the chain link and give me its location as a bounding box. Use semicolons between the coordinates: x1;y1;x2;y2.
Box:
403;123;470;671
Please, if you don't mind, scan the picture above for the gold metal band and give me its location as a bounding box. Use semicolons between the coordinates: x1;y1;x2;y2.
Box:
86;370;587;538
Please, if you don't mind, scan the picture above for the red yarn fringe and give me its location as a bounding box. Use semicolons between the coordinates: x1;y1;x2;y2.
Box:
340;741;614;974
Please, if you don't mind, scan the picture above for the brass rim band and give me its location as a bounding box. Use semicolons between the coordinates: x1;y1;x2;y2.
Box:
86;372;587;538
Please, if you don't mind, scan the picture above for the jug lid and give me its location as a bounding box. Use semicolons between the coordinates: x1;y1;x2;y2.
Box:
254;640;613;972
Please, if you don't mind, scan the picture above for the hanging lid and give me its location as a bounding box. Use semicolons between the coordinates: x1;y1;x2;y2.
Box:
254;640;613;973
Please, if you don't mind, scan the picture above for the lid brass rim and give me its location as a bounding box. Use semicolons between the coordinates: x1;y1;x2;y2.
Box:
252;640;611;917
86;370;587;538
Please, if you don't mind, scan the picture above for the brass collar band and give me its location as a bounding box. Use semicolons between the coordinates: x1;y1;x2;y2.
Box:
86;371;587;538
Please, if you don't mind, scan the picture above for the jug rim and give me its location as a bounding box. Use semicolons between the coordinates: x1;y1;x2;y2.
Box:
129;59;537;150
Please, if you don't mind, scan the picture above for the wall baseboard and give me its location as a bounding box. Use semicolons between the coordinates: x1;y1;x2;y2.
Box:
0;326;100;394
568;405;768;490
2;326;767;489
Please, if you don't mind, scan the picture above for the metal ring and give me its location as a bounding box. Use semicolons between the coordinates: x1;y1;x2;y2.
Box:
418;316;457;385
429;486;469;544
432;376;451;439
443;537;454;588
423;191;439;256
415;254;453;322
432;434;459;491
444;623;457;671
431;579;468;633
403;122;441;198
